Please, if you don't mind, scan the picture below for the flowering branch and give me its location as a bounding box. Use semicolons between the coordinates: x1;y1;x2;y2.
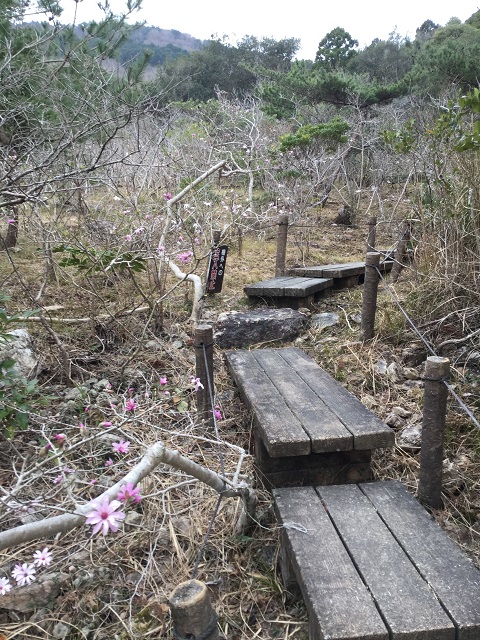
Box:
0;440;252;551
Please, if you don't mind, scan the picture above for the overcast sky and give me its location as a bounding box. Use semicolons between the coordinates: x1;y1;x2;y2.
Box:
59;0;479;59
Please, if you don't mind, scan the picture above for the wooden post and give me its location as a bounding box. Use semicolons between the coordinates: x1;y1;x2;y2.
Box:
366;216;377;252
418;356;450;510
212;229;221;246
391;219;411;283
275;214;289;277
361;251;380;341
194;324;214;424
169;579;219;640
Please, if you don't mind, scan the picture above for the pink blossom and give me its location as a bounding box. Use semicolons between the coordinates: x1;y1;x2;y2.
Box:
33;547;52;567
11;563;36;586
85;497;125;535
0;577;11;595
145;214;150;220
44;443;53;451
159;376;167;385
194;237;200;245
112;439;130;454
99;421;112;427
89;479;97;485
84;406;89;413
125;234;132;242
214;407;223;421
191;376;204;392
125;398;137;412
164;192;172;200
54;433;66;442
177;251;193;265
7;219;15;224
105;458;113;467
63;466;74;473
117;482;142;504
52;475;63;484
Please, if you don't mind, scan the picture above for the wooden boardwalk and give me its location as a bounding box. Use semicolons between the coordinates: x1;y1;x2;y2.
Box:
244;258;394;306
225;345;480;640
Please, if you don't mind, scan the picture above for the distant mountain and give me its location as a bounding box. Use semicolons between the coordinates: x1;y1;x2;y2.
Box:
116;25;205;66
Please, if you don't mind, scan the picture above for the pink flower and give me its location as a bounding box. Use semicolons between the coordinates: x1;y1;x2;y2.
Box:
85;497;125;535
125;234;132;242
177;250;193;265
105;458;113;467
7;219;15;224
194;237;200;245
11;563;36;586
89;479;97;485
159;376;167;386
125;398;136;412
52;475;63;484
33;547;52;567
99;421;112;427
117;482;142;504
191;376;204;392
112;439;130;454
54;433;66;442
214;408;223;421
0;577;11;595
164;192;172;200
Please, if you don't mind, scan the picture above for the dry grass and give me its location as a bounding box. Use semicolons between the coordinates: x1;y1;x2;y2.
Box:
0;196;479;639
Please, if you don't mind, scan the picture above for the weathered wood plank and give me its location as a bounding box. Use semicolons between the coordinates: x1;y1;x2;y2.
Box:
224;350;310;457
273;486;388;640
244;277;332;298
319;262;366;278
251;349;353;452
317;484;455;640
280;348;394;449
361;481;480;640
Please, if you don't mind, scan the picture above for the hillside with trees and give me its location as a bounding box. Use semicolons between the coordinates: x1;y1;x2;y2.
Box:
1;1;479;638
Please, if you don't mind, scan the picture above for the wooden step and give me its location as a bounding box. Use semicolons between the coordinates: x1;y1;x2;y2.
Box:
225;347;393;487
244;276;333;308
273;481;480;640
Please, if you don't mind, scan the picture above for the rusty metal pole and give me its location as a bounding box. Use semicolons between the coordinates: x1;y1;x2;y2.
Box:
418;356;450;509
194;324;214;425
275;214;289;277
361;251;380;341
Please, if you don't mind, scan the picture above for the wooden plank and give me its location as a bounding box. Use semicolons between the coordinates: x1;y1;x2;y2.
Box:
317;484;455;640
361;481;480;640
280;348;394;449
319;262;366;278
251;349;353;452
273;486;388;640
244;277;293;296
286;266;325;278
224;350;310;457
281;277;332;297
244;277;332;298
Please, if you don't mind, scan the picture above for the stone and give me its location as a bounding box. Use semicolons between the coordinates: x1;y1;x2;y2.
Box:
0;328;38;377
374;359;388;375
387;362;403;383
386;413;404;429
311;312;339;330
53;621;71;638
214;308;308;349
403;367;420;380
0;572;69;612
397;424;422;450
392;406;412;419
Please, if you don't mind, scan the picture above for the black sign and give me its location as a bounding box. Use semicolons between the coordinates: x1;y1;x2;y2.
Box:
206;245;228;293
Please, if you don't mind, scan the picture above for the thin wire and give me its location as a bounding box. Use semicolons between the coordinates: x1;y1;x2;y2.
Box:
375;266;480;430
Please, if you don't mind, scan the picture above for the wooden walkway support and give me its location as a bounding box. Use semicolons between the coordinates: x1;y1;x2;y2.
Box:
225;347;393;487
244;276;332;309
274;481;480;640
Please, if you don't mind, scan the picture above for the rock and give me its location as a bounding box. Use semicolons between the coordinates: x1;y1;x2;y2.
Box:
214;309;308;349
0;328;38;377
349;314;362;324
392;406;412;419
374;359;388;375
361;395;378;410
0;572;69;612
397;424;422;450
52;621;71;639
403;367;420;380
311;312;339;330
387;362;403;383
386;413;404;429
402;342;427;366
145;340;162;351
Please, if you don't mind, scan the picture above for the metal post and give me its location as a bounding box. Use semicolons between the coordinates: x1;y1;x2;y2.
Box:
361;251;380;341
194;324;214;424
275;214;289;277
418;356;450;509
